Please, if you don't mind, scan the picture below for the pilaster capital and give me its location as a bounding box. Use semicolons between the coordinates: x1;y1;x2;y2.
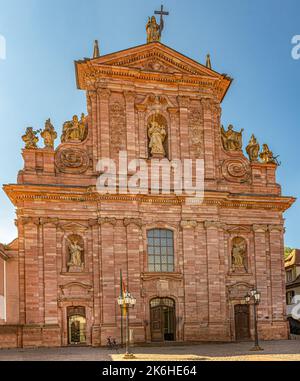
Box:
268;224;285;233
200;97;214;110
88;218;98;227
167;107;179;114
123;218;143;228
253;224;268;233
204;220;222;230
211;101;222;116
135;104;147;113
98;217;117;226
40;217;59;227
18;216;40;226
87;90;97;101
180;220;197;229
177;95;190;108
168;107;179;121
97;87;111;100
124;90;136;103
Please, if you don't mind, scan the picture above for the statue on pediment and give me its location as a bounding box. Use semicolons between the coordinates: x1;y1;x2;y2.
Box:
259;144;276;164
61;113;87;143
41;118;57;149
246;134;260;162
221;124;244;152
22;127;40;149
146;16;160;43
148;119;167;157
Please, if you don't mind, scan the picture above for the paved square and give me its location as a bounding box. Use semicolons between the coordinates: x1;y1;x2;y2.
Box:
0;340;299;361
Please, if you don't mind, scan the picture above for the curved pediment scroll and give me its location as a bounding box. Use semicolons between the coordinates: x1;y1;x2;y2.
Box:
227;282;253;301
59;282;92;300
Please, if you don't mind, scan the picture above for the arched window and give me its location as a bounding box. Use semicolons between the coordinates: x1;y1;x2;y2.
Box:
147;229;174;272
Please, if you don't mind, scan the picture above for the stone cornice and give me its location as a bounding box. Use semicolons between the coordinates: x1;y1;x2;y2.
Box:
3;185;295;212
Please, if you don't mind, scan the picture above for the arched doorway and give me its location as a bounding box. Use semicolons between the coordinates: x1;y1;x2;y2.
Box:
67;306;87;345
150;298;176;342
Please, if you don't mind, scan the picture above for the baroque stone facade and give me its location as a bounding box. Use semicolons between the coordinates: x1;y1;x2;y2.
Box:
0;39;295;348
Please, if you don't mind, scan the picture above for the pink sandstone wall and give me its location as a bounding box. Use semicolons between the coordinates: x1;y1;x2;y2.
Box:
0;42;293;348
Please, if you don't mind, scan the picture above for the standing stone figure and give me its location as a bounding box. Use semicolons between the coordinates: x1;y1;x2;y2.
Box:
67;239;83;270
41;118;57;149
22;127;39;149
231;237;247;271
246;134;260;162
148;120;167;156
221;124;244;151
260;144;276;164
146;16;160;43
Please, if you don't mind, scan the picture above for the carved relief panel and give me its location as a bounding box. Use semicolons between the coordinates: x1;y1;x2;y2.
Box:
188;102;204;159
55;147;90;174
109;100;126;159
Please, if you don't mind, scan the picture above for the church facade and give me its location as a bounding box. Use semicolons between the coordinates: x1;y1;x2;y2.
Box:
0;16;295;348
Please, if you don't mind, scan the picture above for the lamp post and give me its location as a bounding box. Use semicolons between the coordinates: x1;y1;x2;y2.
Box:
245;288;263;351
118;291;136;359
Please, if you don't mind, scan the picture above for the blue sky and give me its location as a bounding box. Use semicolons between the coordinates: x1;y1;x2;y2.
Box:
0;0;299;247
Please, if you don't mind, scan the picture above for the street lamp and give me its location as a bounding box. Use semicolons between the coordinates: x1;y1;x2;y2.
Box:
245;288;263;351
118;291;136;359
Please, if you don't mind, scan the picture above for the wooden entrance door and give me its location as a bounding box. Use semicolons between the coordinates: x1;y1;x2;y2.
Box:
234;304;250;341
150;298;176;342
150;306;163;342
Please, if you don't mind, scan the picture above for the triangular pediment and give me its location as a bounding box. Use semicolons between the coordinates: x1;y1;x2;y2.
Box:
75;42;232;101
88;42;218;77
60;221;88;232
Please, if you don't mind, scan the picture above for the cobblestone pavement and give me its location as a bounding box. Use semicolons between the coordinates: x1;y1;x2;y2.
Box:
0;340;299;361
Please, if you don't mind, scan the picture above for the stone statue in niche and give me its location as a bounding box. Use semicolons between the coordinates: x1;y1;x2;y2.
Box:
67;236;84;272
22;127;40;149
148;113;167;158
61;113;87;143
41;118;57;149
221;124;244;151
246;134;260;162
148;115;167;157
231;237;247;272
